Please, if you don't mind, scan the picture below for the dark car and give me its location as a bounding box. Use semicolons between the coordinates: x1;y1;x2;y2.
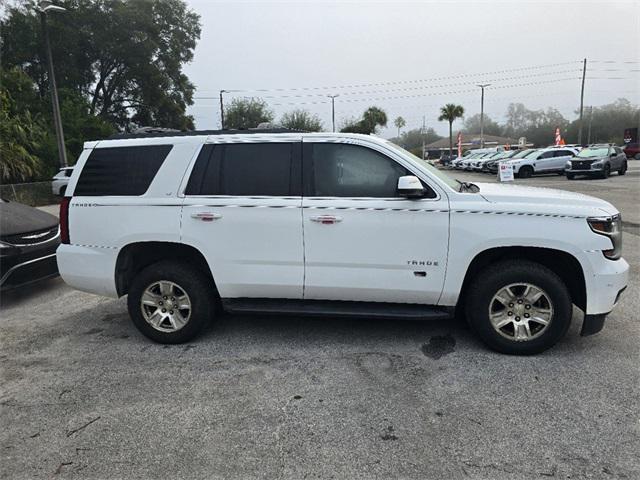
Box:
0;199;60;291
623;142;640;160
565;145;628;179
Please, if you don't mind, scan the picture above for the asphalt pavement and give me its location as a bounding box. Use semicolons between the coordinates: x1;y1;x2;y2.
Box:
1;163;639;479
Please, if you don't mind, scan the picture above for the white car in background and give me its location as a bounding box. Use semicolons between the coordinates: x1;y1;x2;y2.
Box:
505;147;579;178
51;167;74;196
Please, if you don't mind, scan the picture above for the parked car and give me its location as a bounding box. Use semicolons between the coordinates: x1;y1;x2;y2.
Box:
565;145;628;179
51;167;74;196
622;142;640;160
482;150;520;173
487;149;538;174
504;147;579;178
57;130;628;355
0;199;60;291
471;152;504;171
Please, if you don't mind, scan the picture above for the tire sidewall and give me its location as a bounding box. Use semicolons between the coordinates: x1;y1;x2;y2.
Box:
127;261;213;344
466;262;572;355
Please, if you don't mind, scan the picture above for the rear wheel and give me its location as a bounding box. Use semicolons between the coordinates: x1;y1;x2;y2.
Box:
465;261;572;355
635;153;640;160
618;161;627;175
518;166;534;178
127;261;214;343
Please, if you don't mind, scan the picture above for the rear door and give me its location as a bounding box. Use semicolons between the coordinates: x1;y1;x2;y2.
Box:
301;138;450;305
533;150;555;172
181;138;304;299
550;149;575;171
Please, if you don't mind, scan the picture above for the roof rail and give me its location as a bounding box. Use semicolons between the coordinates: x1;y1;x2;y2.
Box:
108;127;305;140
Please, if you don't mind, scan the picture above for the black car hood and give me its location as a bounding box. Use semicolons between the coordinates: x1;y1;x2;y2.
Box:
0;201;59;237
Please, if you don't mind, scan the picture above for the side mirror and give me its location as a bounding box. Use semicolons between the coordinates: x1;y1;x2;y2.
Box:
398;175;425;198
610;153;616;158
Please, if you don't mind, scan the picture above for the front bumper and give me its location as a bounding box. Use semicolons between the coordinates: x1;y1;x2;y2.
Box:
1;242;60;291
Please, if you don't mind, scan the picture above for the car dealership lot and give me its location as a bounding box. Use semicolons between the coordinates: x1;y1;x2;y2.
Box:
1;165;639;479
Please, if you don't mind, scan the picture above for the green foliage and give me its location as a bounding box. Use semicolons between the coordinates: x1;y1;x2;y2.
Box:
340;106;388;134
389;128;442;151
1;0;201;131
224;98;274;130
393;116;406;137
280;109;323;132
463;113;502;136
503;103;570;146
438;103;465;156
565;99;639;145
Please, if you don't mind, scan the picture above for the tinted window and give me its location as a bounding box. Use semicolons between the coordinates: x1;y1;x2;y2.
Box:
538;151;554;159
310;143;410;197
74;145;172;196
187;143;295;196
554;150;572;157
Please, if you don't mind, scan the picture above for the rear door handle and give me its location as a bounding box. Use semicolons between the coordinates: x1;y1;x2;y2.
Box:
191;212;222;222
310;215;342;224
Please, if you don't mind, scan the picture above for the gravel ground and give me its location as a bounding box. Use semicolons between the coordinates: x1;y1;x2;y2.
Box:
1;163;639;479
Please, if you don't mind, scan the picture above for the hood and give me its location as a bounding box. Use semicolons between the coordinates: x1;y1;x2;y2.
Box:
0;201;59;237
474;182;619;217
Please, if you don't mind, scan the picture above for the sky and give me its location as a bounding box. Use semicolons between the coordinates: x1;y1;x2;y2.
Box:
183;0;640;137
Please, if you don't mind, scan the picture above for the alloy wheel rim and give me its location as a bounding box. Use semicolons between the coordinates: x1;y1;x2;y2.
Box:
488;283;553;342
140;280;192;332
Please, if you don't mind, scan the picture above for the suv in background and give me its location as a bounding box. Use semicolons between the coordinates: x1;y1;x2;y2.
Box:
565;145;628;179
504;147;579;178
51;167;74;196
486;148;537;174
57;130;628;355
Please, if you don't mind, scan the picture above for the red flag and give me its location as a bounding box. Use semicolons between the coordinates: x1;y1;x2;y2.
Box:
457;132;462;157
555;127;561;146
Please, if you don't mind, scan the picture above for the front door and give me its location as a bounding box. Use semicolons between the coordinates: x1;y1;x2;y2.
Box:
181;139;304;299
301;139;450;305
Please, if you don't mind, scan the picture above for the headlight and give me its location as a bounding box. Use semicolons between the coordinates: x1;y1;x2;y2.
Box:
587;215;622;260
591;161;603;168
566;161;572;168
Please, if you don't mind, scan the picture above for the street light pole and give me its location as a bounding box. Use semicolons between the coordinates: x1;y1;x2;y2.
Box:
327;94;339;132
39;1;68;168
219;90;226;129
477;84;491;149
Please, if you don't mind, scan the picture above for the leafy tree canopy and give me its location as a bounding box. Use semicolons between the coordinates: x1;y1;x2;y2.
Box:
462;113;502;136
224;98;274;130
340;106;388;134
1;0;201;130
280;109;323;132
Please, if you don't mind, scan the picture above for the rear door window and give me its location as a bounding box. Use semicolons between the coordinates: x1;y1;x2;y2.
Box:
74;145;172;196
186;143;299;196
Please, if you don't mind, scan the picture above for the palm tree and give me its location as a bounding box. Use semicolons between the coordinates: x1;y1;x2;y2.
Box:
394;116;406;138
438;104;465;158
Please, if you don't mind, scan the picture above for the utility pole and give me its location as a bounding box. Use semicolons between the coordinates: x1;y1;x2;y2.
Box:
421;116;426;160
578;58;587;146
477;84;491;149
587;106;593;144
327;94;339;132
39;2;68;167
219;90;226;129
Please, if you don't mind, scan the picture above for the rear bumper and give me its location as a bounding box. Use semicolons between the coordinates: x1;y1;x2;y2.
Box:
56;244;119;297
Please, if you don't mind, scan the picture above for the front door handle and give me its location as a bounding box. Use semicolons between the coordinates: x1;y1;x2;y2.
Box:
310;215;342;224
191;212;222;222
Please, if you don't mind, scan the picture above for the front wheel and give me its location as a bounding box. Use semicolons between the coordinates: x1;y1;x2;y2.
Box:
618;161;627;175
465;261;572;355
518;166;534;178
566;173;575;180
600;164;611;179
127;261;215;343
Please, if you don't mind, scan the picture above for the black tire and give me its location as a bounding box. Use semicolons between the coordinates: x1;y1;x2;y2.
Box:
127;260;214;344
566;173;575;180
518;166;533;178
618;161;627;175
600;164;610;179
465;260;572;355
59;186;67;196
635;153;640;160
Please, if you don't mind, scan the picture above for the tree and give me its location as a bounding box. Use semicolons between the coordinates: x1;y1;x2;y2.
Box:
438;104;465;158
393;116;406;137
463;113;502;136
224;98;274;129
565;99;639;145
1;0;201;130
340;106;388;134
390;128;442;152
280;109;323;131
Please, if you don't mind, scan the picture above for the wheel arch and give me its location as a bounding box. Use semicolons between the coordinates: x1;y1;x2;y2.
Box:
458;246;586;312
115;241;217;297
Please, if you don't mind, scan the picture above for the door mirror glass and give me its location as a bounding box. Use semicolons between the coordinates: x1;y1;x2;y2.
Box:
397;175;425;198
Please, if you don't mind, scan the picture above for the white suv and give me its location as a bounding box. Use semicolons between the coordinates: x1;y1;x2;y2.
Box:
505;147;579;178
57;131;629;354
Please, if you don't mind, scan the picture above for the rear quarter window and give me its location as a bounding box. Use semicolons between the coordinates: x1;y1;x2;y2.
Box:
74;145;172;196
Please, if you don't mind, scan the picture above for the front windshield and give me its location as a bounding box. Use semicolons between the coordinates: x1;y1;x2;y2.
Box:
577;147;609;158
384;140;460;190
511;149;536;159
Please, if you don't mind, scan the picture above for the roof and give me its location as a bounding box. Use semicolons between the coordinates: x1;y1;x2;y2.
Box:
108;128;305;140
